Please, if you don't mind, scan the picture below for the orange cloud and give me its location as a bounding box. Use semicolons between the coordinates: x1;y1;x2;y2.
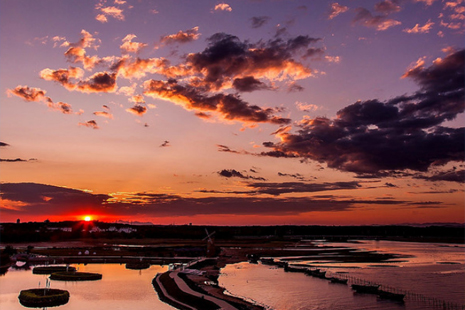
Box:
126;105;147;116
7;85;73;114
129;94;145;104
40;67;84;90
93;111;114;119
295;101;321;112
120;34;148;54
95;0;126;23
160;27;201;45
179;33;317;92
213;3;232;12
112;56;172;79
403;20;434;33
328;3;349;20
78;120;99;129
63;30;101;70
143;79;290;125
8;85;47;102
414;0;436;5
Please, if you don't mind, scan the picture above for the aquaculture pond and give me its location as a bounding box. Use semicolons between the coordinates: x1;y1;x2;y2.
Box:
0;263;174;310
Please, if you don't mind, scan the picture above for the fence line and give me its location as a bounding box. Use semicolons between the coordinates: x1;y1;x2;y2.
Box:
330;271;465;310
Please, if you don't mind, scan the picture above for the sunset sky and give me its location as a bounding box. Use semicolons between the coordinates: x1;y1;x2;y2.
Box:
0;0;463;225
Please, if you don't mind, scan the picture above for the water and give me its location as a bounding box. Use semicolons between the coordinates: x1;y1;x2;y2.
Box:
1;241;464;310
0;263;175;310
219;241;465;310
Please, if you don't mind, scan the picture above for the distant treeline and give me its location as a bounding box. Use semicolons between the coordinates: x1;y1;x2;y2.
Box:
0;221;463;243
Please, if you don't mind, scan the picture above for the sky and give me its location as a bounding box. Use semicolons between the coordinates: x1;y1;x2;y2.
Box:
0;0;463;225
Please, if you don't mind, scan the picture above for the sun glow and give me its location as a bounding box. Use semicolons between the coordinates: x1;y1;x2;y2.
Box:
84;216;92;222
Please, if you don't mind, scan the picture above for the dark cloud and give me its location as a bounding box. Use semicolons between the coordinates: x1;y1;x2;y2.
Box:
8;85;47;101
179;32;320;91
233;76;269;92
406;201;445;209
62;30;101;70
144;79;290;125
0;158;28;162
217;144;242;154
200;181;361;196
287;82;304;92
259;50;464;175
0;182;427;217
78;120;99;129
126;104;147;116
42;67;116;93
278;172;306;180
374;0;401;13
160;141;170;147
195;112;212;119
353;7;401;30
0;142;10;147
77;72;117;93
415;169;465;183
0;183;109;214
302;48;326;60
244;181;361;196
8;85;73;114
410;189;461;194
218;169;266;181
250;16;270;28
40;67;83;90
93;111;113;119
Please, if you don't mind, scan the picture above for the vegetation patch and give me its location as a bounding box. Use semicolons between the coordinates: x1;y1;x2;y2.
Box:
32;266;76;274
50;271;102;281
18;288;69;308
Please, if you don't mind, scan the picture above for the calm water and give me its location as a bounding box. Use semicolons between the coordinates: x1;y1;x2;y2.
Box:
1;241;464;310
219;241;465;310
0;264;174;310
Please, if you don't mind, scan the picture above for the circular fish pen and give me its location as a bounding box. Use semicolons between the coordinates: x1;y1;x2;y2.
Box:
50;271;102;281
18;288;69;308
126;262;151;270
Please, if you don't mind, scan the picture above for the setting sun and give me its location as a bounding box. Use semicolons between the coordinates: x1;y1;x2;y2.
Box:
84;216;92;222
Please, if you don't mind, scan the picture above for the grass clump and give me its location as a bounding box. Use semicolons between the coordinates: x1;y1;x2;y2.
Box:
50;271;102;281
33;266;76;274
18;288;69;307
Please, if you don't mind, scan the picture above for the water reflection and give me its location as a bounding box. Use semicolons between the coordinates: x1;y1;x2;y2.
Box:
219;241;465;310
0;263;174;310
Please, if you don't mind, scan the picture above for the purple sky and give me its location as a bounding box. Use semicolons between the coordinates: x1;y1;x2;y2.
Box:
0;0;463;225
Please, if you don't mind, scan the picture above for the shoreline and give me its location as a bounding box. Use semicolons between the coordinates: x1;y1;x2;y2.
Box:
153;257;266;310
3;238;463;310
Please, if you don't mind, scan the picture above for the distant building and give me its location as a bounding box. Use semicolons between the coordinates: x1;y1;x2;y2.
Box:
107;226;137;233
118;227;137;234
47;227;72;232
89;227;103;233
